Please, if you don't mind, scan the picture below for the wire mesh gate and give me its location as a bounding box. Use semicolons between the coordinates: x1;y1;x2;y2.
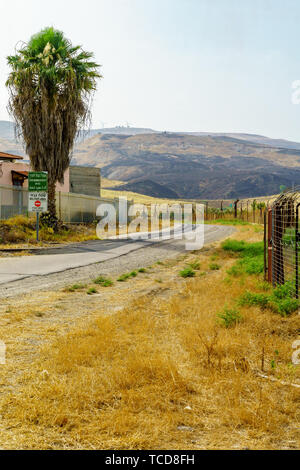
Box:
265;189;300;299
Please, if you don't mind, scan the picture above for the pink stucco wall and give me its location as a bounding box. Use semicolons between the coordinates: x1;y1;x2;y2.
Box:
0;161;69;192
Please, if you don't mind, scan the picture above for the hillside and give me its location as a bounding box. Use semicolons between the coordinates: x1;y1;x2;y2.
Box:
73;132;300;199
0;121;26;157
2;121;300;199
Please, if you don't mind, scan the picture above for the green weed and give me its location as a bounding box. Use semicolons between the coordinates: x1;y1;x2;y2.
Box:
93;277;113;287
217;308;243;328
180;267;196;278
87;287;97;295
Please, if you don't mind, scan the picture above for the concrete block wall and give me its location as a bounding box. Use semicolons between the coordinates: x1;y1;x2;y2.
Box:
69;166;101;198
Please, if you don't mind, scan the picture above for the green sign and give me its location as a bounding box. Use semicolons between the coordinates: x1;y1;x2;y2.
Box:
28;172;48;192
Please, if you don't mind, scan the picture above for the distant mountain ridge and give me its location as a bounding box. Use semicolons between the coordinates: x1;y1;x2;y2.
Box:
73;131;300;199
3;120;300;151
1;121;300;199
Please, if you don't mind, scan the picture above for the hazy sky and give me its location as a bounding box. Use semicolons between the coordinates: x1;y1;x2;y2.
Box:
1;0;300;140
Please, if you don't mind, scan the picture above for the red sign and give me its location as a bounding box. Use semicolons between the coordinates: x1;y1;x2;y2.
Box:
35;201;41;208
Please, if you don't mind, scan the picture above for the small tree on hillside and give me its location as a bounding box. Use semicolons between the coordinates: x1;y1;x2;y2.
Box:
6;27;101;222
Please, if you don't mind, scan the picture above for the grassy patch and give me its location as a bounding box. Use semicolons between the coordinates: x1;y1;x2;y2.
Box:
227;264;244;277
208;218;251;226
0;215;97;246
217;308;243;328
117;273;131;282
209;263;221;271
138;268;147;273
189;261;201;271
180;267;196;278
130;271;138;278
65;284;87;293
117;271;138;282
222;239;264;256
93;277;114;287
223;240;264;276
239;282;299;317
87;287;98;295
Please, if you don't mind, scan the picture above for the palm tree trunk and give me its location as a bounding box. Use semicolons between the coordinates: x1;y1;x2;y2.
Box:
48;180;57;219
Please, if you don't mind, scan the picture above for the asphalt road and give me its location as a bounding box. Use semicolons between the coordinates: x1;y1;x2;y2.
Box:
0;224;235;295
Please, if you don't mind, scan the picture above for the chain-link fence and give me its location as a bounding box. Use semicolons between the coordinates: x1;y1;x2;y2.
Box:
0;185;28;219
264;188;300;299
0;185;133;224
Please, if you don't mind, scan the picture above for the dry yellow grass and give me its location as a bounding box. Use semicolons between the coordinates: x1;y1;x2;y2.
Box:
0;225;299;449
0;215;97;249
101;177;279;208
102;187;187;206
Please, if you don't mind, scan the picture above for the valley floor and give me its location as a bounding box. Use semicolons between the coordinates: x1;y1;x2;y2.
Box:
0;224;299;450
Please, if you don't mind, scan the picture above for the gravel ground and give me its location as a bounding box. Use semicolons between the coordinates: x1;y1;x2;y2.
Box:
0;225;235;298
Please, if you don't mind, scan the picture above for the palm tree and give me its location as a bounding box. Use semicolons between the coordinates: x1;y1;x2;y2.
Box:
6;27;101;220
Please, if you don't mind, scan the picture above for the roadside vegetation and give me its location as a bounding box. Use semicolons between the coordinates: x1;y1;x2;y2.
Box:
0;215;97;248
0;223;299;450
117;271;138;282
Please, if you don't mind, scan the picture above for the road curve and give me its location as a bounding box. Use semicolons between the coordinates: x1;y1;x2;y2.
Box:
0;224;235;297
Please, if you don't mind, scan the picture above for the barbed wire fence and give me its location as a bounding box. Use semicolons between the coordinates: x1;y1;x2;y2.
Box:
204;198;273;224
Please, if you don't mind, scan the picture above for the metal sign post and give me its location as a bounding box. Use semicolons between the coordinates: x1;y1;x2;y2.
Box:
36;213;40;242
28;172;48;242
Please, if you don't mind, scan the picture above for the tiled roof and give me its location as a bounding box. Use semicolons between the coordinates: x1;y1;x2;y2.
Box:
0;151;23;160
11;170;29;178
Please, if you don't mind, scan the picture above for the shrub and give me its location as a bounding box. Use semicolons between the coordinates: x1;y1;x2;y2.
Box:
239;283;299;317
238;256;264;275
222;240;247;253
40;212;60;231
180;267;196;278
217;308;243;328
222;240;264;258
269;298;299;317
257;281;272;292
239;292;269;309
5;229;27;243
138;268;147;273
272;281;295;300
223;240;264;277
4;215;35;230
